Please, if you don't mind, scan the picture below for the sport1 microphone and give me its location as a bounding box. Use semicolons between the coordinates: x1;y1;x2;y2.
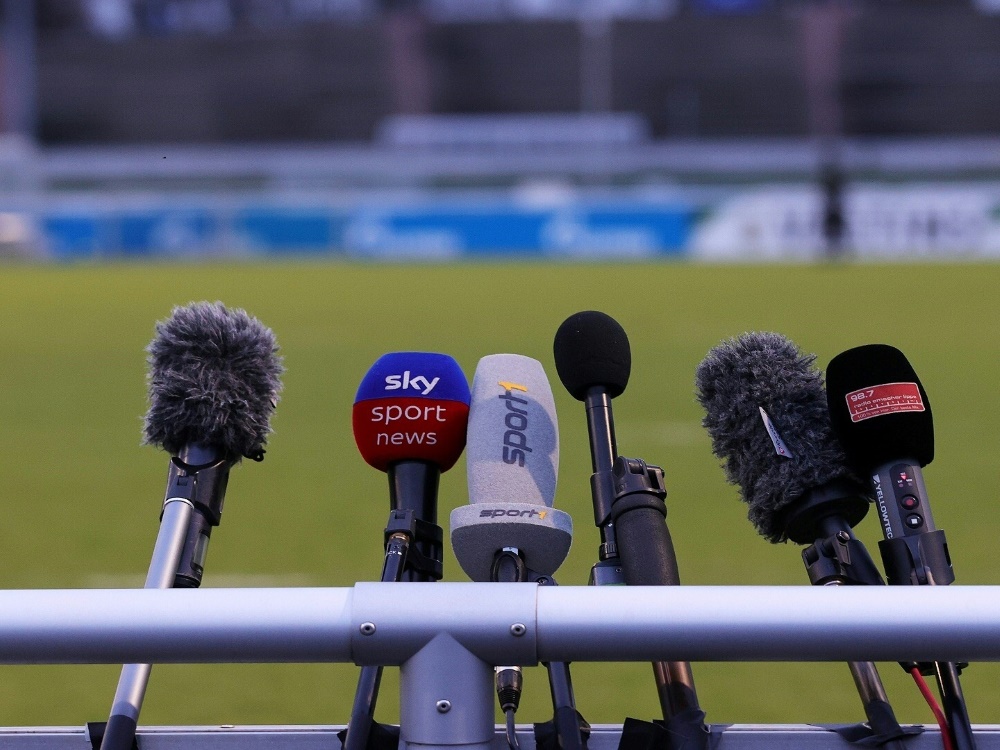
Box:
553;311;705;737
451;353;572;583
100;301;282;750
696;333;912;747
345;352;469;750
451;353;581;750
827;345;974;750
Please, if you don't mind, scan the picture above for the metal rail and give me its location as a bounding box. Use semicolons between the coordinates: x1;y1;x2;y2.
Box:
0;584;995;664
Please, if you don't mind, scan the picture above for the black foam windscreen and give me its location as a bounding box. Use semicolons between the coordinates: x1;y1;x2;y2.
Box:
696;332;862;543
552;311;631;401
144;301;284;459
826;344;934;470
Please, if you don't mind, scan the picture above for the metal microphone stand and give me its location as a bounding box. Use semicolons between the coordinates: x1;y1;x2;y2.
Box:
801;523;913;750
343;509;443;750
492;548;587;750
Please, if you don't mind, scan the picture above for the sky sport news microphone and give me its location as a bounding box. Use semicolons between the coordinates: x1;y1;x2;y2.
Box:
345;352;470;750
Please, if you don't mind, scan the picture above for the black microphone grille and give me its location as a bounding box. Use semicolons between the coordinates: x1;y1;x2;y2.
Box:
144;301;284;459
553;311;631;401
827;343;934;469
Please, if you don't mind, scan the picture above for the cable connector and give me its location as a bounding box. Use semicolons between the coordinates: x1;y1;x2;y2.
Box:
496;666;523;750
496;666;523;713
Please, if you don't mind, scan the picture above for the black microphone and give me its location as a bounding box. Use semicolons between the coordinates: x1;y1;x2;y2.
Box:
696;332;911;746
827;344;974;750
553;311;704;734
100;301;283;750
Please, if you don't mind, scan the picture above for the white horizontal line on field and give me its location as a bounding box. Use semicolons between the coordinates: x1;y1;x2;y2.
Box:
83;573;321;588
626;421;708;447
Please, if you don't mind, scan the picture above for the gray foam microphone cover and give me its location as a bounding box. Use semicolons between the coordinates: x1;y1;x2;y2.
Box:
451;354;572;582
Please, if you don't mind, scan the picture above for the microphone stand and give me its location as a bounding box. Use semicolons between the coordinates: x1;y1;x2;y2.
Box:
583;388;705;734
878;472;976;750
799;514;912;750
344;462;443;750
492;549;587;750
99;446;231;750
880;525;974;750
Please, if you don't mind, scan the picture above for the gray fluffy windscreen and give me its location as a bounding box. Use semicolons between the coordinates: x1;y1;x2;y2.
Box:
694;332;855;543
143;301;284;459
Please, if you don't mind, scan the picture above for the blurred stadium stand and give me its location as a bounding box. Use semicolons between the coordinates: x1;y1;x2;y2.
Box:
25;0;1000;143
2;0;1000;260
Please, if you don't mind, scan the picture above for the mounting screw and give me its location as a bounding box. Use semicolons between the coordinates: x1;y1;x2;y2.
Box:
836;531;851;543
360;622;376;636
510;623;526;637
436;700;452;713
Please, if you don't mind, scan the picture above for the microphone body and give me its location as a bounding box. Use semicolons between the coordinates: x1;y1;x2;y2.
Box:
346;352;470;750
101;302;282;750
696;333;909;748
450;353;582;750
451;354;571;582
827;344;971;750
554;311;703;727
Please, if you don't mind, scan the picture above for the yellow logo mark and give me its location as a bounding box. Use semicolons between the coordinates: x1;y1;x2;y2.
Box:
538;511;547;520
499;380;528;393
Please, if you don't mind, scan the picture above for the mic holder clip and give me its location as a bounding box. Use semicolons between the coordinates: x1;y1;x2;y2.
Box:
878;531;954;588
163;449;234;589
383;509;443;582
592;457;668;528
802;531;886;588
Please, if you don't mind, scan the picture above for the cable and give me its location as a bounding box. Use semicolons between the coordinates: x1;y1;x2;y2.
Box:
505;708;521;750
911;667;955;750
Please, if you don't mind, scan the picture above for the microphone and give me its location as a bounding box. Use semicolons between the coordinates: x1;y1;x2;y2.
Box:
827;344;974;750
826;345;944;579
451;353;572;583
695;332;911;746
695;332;868;544
451;354;581;750
100;301;282;750
352;351;470;580
345;352;470;750
553;311;704;734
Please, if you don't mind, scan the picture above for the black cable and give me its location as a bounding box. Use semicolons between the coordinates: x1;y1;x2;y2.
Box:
505;709;521;750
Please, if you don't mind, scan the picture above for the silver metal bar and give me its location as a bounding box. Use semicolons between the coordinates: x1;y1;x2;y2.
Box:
0;584;994;664
0;724;996;750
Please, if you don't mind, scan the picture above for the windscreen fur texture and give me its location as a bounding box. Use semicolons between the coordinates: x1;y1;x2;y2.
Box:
144;301;284;459
695;332;857;543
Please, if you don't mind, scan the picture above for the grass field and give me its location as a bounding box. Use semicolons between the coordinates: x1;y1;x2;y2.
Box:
0;260;997;729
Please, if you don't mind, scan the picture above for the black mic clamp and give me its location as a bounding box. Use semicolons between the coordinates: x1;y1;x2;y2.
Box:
163;446;233;589
802;531;886;588
382;509;444;582
590;457;668;528
872;461;954;587
609;457;668;523
589;456;668;582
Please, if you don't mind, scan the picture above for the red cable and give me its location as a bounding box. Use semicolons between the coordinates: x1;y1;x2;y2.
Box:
910;667;955;750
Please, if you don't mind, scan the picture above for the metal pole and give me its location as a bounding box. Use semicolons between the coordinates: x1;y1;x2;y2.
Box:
0;585;995;664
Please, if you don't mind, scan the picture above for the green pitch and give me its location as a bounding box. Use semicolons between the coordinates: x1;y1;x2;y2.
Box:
0;260;997;728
